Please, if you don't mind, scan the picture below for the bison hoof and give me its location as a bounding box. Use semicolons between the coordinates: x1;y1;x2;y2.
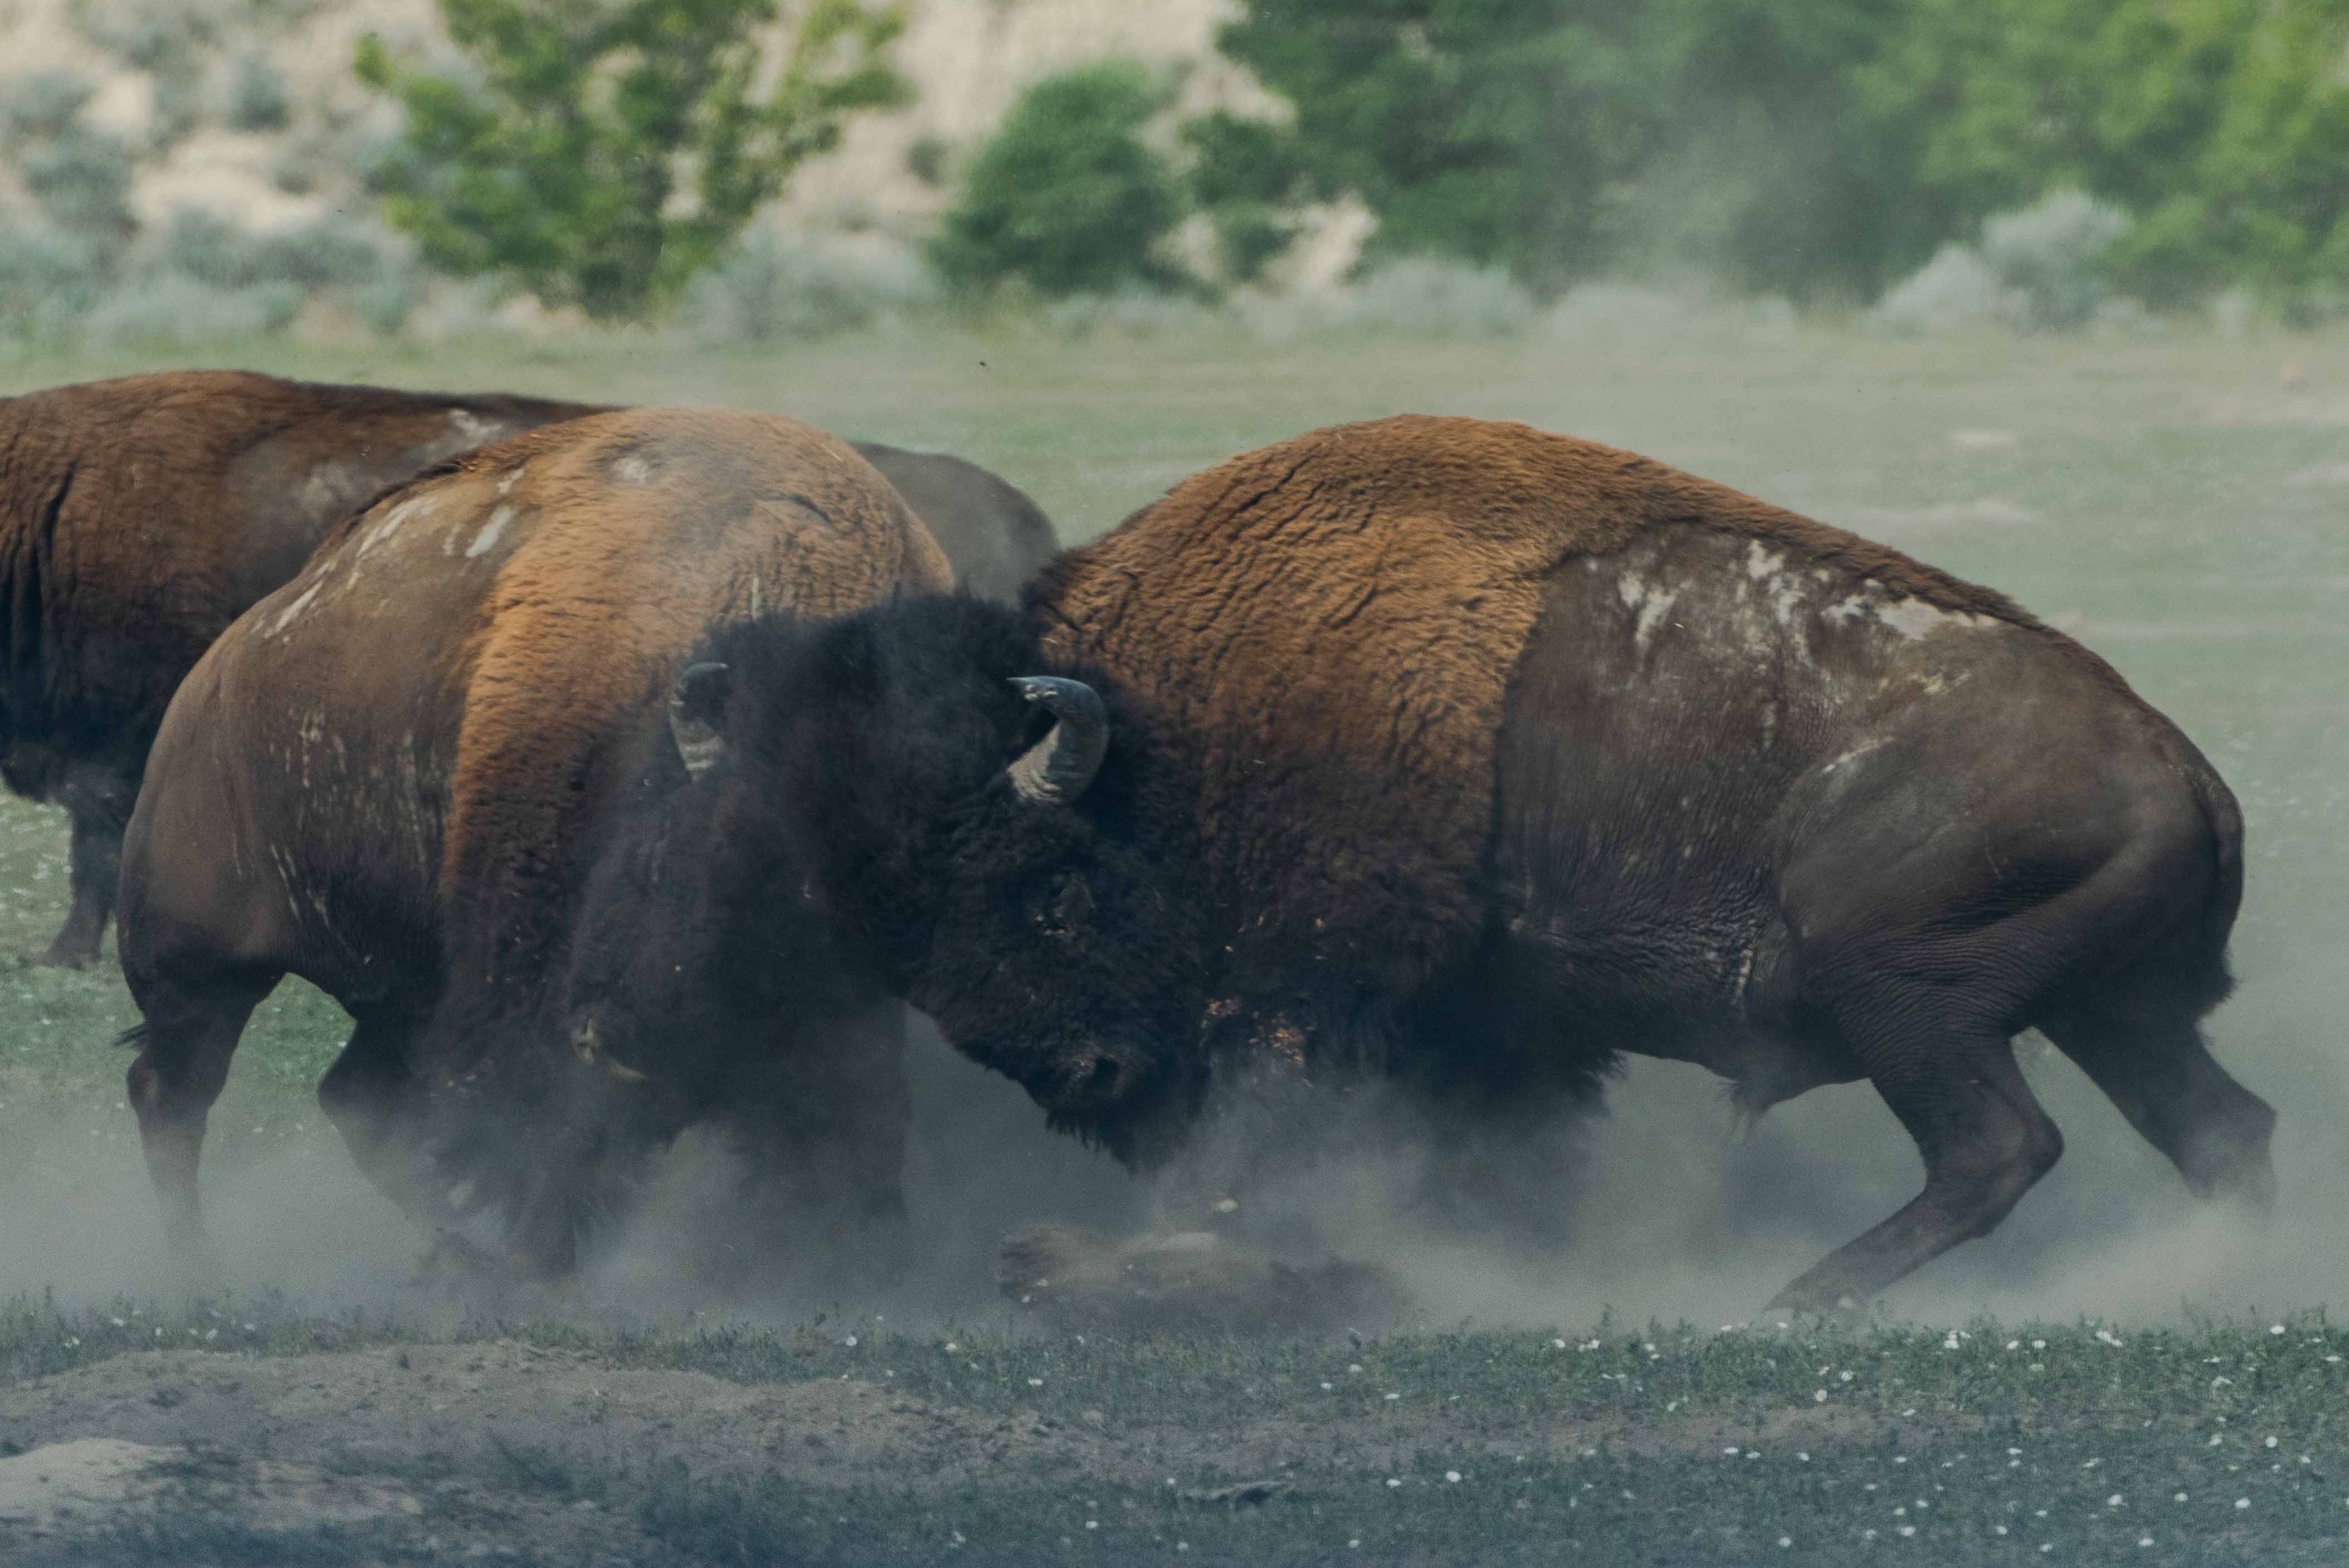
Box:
36;938;100;970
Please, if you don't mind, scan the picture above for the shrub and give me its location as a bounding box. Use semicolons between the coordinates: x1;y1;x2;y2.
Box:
678;227;934;343
1868;191;2129;334
18;127;137;245
224;52;291;133
1979;190;2128;331
0;224;109;339
1178;110;1306;284
1;72;98;143
80;274;304;347
1866;245;2006;335
928;61;1189;299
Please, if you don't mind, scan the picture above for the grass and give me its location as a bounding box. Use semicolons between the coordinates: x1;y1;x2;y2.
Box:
0;320;2344;1562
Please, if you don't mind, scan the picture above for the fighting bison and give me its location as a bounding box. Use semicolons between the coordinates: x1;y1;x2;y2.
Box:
0;371;1058;970
118;408;950;1275
623;414;2273;1311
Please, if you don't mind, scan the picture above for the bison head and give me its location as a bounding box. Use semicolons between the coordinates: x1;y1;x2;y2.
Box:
680;596;1212;1165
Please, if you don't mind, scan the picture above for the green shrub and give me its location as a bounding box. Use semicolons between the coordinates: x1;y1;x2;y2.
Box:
679;227;934;342
1;72;98;143
81;274;305;347
1980;190;2129;330
18;127;136;245
927;60;1189;298
224;52;291;133
1178;111;1306;283
0;224;109;339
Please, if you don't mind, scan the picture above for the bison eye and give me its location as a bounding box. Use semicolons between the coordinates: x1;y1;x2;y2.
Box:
1052;876;1096;925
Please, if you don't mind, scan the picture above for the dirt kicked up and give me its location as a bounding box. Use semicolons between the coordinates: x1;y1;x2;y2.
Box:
0;1297;2344;1565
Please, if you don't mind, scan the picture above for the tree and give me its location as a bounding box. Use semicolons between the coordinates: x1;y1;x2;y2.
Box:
1856;0;2349;311
1207;0;1919;301
1211;1;1660;296
927;61;1189;298
355;0;909;323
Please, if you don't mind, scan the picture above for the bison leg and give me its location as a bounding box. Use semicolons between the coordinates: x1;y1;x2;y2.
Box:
317;1012;495;1253
40;776;134;970
123;972;274;1265
1767;1015;2062;1314
2040;1006;2275;1213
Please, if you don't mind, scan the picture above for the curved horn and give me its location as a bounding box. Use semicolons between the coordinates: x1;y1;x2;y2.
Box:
669;661;732;781
1006;676;1108;805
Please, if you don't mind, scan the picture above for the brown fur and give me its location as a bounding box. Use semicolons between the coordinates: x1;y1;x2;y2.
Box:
0;370;602;757
118;407;948;1265
1030;413;2126;1005
0;370;603;966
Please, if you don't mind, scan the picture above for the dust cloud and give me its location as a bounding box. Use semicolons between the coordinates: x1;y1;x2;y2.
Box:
0;951;2334;1338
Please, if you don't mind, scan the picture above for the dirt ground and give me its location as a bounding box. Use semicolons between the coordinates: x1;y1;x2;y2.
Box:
0;1337;1951;1561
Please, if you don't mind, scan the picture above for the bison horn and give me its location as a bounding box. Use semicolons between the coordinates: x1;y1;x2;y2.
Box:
1006;676;1108;805
669;661;732;781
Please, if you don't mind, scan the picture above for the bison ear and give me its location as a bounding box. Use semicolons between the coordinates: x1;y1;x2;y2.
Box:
1006;676;1108;805
669;661;732;781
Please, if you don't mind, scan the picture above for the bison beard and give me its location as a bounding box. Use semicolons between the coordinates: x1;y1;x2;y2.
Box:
765;415;2276;1312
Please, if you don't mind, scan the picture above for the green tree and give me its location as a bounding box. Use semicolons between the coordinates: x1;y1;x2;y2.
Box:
355;0;908;322
1211;1;1660;296
928;61;1189;298
1208;0;1918;300
1857;0;2349;310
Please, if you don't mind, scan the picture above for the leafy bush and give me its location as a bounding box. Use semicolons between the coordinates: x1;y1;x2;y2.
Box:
0;225;110;340
1866;245;2006;336
355;0;908;323
1;72;98;143
928;61;1189;299
224;52;291;133
678;227;934;343
1178;110;1306;284
1980;191;2129;330
1869;191;2129;335
18;127;136;245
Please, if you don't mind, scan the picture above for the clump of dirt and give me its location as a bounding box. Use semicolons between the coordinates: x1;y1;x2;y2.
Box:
995;1222;1406;1331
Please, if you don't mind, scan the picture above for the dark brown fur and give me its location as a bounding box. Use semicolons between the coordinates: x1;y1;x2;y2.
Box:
116;407;950;1274
0;371;605;966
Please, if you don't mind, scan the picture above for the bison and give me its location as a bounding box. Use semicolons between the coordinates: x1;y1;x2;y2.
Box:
618;414;2273;1311
1;371;1058;969
118;407;951;1277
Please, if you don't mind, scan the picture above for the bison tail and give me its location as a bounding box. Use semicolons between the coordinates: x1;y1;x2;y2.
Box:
2174;762;2245;1015
114;1021;150;1051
